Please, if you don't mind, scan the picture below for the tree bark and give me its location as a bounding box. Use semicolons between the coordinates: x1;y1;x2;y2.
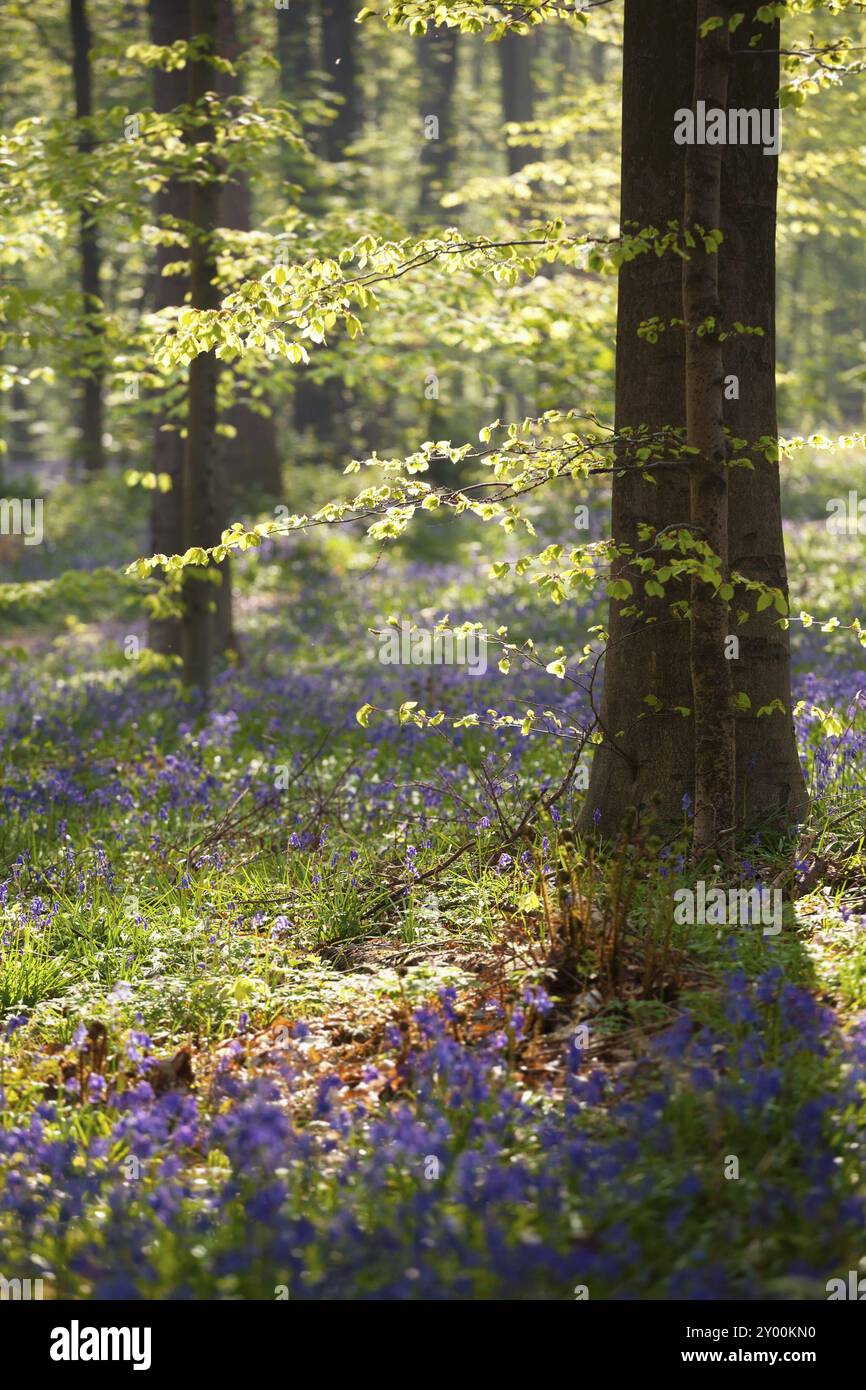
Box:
276;0;316;193
579;0;807;839
182;0;222;694
216;0;282;502
290;1;357;462
277;0;314;100
579;0;696;837
683;1;734;858
417;25;459;219
721;4;807;831
69;0;105;474
498;29;535;175
148;0;189;658
320;0;359;162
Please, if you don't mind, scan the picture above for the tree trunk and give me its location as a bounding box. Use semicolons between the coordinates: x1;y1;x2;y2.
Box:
277;0;313;100
683;1;734;858
290;1;357;462
216;0;282;502
498;29;535;175
182;0;222;694
9;382;34;466
148;0;189;658
276;0;316;193
579;0;807;840
579;0;696;837
721;5;807;829
417;25;459;219
69;0;105;474
320;0;359;162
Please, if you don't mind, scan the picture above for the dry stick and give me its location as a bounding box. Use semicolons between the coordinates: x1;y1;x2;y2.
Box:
358;737;593;924
232;723;593;915
181;730;335;864
683;3;736;862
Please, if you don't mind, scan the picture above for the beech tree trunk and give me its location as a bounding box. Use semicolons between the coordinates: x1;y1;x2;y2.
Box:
498;29;535;175
148;0;189;658
417;25;459;219
182;0;222;694
579;0;807;840
277;0;313;100
276;0;316;193
320;0;359;162
69;0;105;474
579;0;695;836
216;0;282;501
291;1;357;462
683;1;734;858
722;6;808;830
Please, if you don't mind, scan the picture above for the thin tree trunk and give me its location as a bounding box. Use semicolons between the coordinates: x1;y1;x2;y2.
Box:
417;25;459;219
9;382;33;465
496;30;538;463
274;0;333;448
216;0;282;502
683;1;734;858
498;29;535;175
69;0;105;474
320;0;359;162
276;0;316;193
182;0;222;694
415;22;459;474
277;0;313;101
291;1;357;462
148;0;189;658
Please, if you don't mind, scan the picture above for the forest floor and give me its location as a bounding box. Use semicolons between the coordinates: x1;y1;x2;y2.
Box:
0;470;865;1298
